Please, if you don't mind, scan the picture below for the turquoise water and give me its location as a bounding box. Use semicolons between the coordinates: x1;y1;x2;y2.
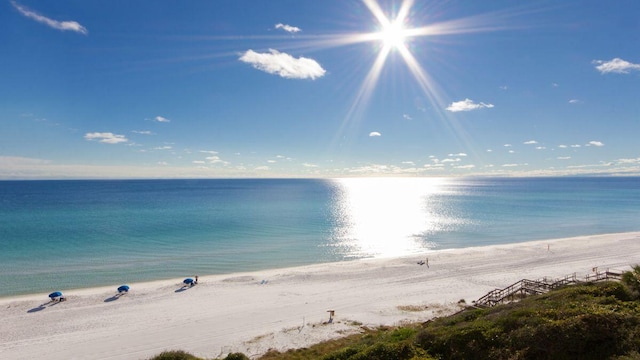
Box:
1;177;639;297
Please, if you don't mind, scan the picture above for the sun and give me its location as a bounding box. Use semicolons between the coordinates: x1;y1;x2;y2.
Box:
379;20;407;50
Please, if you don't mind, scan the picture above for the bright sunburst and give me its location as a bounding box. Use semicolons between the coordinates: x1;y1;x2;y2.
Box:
378;20;407;50
329;0;507;149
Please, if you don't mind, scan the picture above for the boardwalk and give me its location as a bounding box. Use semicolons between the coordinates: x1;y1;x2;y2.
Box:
474;269;624;308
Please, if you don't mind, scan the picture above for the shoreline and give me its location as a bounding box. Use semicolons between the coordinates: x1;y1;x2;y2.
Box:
3;230;635;303
2;232;640;359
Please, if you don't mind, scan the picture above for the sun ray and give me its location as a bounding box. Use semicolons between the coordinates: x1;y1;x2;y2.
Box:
331;44;392;150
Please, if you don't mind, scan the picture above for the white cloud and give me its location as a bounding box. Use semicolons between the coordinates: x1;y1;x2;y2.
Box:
587;141;605;147
552;83;559;87
558;145;568;148
502;163;519;167
569;99;581;104
206;156;227;164
255;166;270;171
84;132;128;144
448;153;467;157
441;158;461;163
571;144;581;148
155;116;170;123
192;160;205;164
132;130;152;135
369;131;381;137
446;98;494;112
593;58;640;74
239;49;326;80
302;163;318;168
11;1;88;35
499;85;508;90
536;146;546;150
455;164;475;169
154;146;172;150
486;149;493;152
557;156;571;160
504;144;512;147
275;23;301;33
267;160;277;163
523;140;538;145
423;163;445;168
403;114;413;120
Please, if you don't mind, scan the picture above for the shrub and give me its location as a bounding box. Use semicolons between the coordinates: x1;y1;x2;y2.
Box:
148;350;201;360
222;353;250;360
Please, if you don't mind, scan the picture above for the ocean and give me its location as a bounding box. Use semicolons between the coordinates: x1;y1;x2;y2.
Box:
1;177;639;297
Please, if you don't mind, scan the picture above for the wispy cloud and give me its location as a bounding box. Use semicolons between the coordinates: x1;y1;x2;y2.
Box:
155;116;170;123
593;58;640;74
523;140;538;145
239;49;326;80
569;99;581;104
617;157;640;164
275;23;301;33
446;99;494;112
11;1;88;35
84;132;128;144
587;141;604;147
403;114;413;120
369;131;381;137
132;130;152;135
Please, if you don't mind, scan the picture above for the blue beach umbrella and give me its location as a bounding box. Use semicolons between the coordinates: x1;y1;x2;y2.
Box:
183;278;194;285
117;285;130;293
48;291;62;299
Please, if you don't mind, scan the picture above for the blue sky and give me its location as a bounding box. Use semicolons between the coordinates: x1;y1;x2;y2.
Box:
1;0;639;179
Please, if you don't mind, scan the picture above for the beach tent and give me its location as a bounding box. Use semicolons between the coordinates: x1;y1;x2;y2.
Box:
48;291;63;300
117;285;130;293
183;278;195;286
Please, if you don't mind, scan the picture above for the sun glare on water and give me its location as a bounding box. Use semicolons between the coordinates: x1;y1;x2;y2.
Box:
329;177;453;258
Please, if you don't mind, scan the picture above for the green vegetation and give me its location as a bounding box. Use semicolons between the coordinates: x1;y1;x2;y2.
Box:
150;268;640;360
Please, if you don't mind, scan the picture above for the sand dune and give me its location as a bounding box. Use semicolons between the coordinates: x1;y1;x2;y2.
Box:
1;232;639;360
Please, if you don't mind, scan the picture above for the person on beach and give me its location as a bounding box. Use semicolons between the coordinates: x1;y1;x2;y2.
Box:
195;275;198;284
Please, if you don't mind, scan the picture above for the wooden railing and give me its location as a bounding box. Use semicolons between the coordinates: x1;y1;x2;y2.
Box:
473;269;623;308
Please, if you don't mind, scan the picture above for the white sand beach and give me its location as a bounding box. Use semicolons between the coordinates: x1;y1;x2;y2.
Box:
1;232;640;360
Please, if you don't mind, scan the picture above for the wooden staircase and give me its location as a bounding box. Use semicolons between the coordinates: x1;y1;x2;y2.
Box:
473;269;623;308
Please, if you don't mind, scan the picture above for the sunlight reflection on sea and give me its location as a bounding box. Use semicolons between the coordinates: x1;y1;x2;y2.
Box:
326;177;463;258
